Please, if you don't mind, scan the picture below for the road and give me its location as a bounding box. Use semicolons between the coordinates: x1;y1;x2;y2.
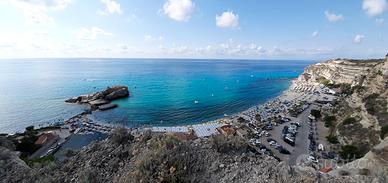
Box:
288;105;314;165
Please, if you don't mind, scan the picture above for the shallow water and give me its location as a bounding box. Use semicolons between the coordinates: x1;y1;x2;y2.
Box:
0;59;314;133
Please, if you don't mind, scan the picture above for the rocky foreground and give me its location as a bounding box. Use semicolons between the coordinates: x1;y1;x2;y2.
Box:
2;129;380;183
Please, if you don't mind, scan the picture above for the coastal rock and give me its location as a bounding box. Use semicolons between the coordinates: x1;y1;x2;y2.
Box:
89;99;110;106
99;104;118;111
65;86;129;111
65;86;129;104
104;87;129;101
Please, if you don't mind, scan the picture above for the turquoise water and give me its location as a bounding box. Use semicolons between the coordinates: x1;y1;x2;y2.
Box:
0;59;313;133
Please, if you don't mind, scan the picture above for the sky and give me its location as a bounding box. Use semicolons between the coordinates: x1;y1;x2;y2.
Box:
0;0;387;60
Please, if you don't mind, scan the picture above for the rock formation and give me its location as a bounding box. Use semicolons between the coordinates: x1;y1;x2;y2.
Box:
65;86;129;111
297;56;388;154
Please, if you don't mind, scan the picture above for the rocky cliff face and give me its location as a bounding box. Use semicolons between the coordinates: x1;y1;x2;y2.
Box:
299;56;388;154
298;58;385;87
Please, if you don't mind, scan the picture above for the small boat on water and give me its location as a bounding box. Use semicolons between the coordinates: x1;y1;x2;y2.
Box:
194;100;199;104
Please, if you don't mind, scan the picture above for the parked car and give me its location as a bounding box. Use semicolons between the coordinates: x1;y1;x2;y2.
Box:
279;147;291;154
283;136;295;146
266;138;275;142
282;126;289;134
290;122;301;127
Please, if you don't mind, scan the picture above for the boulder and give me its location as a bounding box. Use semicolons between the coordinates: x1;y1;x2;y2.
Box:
105;88;129;101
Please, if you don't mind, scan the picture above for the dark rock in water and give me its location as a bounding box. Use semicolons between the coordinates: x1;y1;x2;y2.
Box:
105;88;129;101
65;86;129;111
65;86;129;104
99;103;118;111
89;99;110;106
65;96;82;103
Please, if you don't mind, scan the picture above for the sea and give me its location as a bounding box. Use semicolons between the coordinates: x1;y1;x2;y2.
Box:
0;58;315;133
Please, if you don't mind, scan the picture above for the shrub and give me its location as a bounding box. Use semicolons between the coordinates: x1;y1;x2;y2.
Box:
64;149;77;157
23;154;55;167
339;145;361;160
310;109;321;119
237;117;246;123
338;170;350;176
210;135;248;154
358;168;370;175
26;126;35;132
324;115;336;127
342;117;356;125
339;83;353;95
316;76;330;86
380;126;388;139
109;127;134;144
14;134;40;157
326;135;339;144
364;93;379;115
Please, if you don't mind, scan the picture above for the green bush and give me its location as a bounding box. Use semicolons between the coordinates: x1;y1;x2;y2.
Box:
339;83;353;95
316;76;330;86
237;117;246;123
324;115;336;127
364;93;379;115
381;126;388;139
342;117;356;125
326;135;339;144
109;127;134;144
310;109;321;119
23;154;55;167
26;126;35;132
339;145;361;160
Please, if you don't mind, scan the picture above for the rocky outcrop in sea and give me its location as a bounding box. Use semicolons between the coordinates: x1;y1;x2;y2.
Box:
65;86;129;111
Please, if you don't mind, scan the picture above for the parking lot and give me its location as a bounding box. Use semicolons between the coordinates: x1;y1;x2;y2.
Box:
249;104;316;164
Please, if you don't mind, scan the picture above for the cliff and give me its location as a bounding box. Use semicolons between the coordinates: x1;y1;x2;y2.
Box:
299;56;388;154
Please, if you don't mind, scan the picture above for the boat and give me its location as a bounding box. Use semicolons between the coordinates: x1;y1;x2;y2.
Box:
194;100;199;104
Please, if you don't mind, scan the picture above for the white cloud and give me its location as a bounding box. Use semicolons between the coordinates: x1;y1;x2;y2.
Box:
216;11;239;28
99;0;122;15
144;35;164;42
353;34;365;43
376;18;384;24
144;35;153;41
312;31;319;37
162;0;195;22
363;0;387;17
6;0;72;24
78;27;112;40
324;11;344;22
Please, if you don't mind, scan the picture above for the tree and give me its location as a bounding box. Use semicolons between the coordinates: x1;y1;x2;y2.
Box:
339;145;361;160
310;109;321;119
323;115;336;127
342;117;356;125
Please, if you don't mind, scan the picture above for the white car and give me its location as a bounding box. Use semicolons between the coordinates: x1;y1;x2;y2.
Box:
269;141;277;146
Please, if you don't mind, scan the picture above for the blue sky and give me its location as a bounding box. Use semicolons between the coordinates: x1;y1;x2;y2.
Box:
0;0;387;59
